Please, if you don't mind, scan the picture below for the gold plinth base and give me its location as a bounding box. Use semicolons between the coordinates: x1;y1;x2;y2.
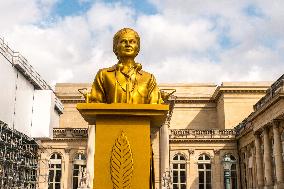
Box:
76;103;169;189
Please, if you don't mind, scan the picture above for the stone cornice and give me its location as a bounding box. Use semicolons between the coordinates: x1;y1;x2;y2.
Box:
252;81;284;118
212;87;268;101
175;98;215;104
235;121;253;139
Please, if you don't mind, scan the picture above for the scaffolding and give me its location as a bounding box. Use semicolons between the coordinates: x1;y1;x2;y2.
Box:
0;120;38;189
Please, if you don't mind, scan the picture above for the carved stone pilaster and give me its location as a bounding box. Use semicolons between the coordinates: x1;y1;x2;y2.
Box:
188;149;194;155
213;149;220;155
65;147;72;154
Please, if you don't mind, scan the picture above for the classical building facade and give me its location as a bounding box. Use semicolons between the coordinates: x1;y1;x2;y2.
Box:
2;37;283;189
37;77;284;189
236;76;284;189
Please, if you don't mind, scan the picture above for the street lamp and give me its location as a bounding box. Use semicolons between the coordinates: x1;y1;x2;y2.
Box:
223;155;233;189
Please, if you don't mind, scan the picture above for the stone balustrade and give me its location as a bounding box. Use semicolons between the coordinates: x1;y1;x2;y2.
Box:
254;74;284;111
53;128;88;139
169;129;236;140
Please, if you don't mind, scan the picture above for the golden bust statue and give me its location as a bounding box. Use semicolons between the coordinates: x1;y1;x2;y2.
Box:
86;28;165;104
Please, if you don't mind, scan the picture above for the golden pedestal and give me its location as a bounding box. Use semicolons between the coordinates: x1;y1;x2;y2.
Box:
77;103;169;189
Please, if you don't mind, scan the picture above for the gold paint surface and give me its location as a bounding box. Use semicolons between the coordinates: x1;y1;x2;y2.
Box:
110;131;134;189
76;103;169;127
94;116;150;189
81;28;168;104
76;28;171;189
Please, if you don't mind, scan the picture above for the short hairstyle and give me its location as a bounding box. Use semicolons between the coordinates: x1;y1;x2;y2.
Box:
113;28;140;56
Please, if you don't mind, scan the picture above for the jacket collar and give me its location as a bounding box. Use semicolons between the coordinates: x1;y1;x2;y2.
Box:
107;63;143;75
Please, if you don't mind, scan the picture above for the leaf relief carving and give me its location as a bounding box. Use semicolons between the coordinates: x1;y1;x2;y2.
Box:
110;131;134;189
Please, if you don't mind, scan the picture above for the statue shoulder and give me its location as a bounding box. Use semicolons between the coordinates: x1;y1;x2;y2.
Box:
139;70;155;79
99;65;116;73
95;65;116;76
139;69;157;83
139;69;152;77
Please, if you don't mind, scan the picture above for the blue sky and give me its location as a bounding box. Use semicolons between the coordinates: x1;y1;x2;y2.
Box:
52;0;157;17
0;0;283;85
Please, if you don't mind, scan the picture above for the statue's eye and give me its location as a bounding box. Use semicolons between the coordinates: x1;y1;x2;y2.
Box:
120;39;127;43
129;39;136;44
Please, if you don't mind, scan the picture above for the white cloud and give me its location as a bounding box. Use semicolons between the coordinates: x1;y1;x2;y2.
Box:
0;0;283;86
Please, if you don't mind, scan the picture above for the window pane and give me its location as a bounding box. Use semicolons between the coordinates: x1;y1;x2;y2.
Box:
55;170;61;182
180;156;185;160
231;164;236;170
231;170;237;177
206;164;211;169
199;171;204;183
173;156;179;160
81;154;86;160
55;183;60;189
74;164;79;169
199;184;204;189
198;164;203;169
74;169;79;176
73;177;78;189
173;184;178;189
206;171;211;183
230;155;236;160
205;155;210;160
173;164;178;169
56;164;61;168
49;170;54;182
173;176;178;183
181;176;186;183
206;184;212;189
173;170;178;177
180;171;186;177
232;177;237;189
181;184;186;189
48;183;53;189
180;164;185;169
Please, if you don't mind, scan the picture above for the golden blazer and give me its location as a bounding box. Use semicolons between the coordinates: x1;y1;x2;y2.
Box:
90;63;162;104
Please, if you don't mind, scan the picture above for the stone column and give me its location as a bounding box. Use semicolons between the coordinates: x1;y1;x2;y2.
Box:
86;124;95;188
263;127;273;187
251;146;257;188
213;149;222;189
61;148;71;189
38;150;49;189
254;133;264;187
273;121;284;185
63;148;71;189
160;123;170;189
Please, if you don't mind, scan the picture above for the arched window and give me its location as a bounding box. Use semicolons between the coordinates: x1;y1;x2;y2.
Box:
48;153;62;189
73;153;87;189
198;154;211;189
223;154;237;189
172;154;187;189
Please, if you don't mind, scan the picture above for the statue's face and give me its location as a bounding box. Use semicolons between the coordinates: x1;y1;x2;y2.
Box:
115;32;139;59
